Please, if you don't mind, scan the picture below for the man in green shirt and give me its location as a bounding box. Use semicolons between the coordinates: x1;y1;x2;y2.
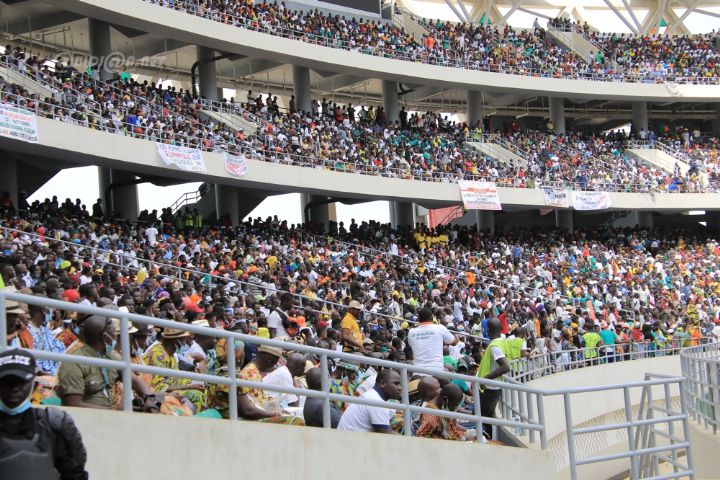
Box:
57;316;158;411
582;323;604;365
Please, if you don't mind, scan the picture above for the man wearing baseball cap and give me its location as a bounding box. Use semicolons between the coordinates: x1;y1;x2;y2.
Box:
0;349;89;479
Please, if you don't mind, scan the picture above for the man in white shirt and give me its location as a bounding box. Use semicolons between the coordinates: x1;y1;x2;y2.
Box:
263;353;307;407
267;293;294;338
144;224;159;246
407;308;457;373
337;369;401;434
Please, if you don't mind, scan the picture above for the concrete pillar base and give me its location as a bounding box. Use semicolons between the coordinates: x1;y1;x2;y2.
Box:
197;46;219;101
636;211;653;229
98;168;138;220
382;80;399;125
302;194;337;232
0;157;18;210
475;210;495;235
466;90;483;129
548;97;565;135
556;209;574;232
215;184;240;225
390;201;415;228
88;19;113;81
632;102;649;137
293;66;312;114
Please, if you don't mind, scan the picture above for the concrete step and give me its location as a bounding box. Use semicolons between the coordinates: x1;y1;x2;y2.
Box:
546;29;600;62
201;109;258;136
0;65;56;99
466;141;527;167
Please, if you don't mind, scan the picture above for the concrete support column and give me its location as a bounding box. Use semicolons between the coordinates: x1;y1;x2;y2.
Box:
636;211;654;229
215;185;240;225
302;194;336;232
292;65;312;114
475;210;495;235
196;46;219;101
707;211;720;232
0;157;18;209
713;104;720;137
389;201;415;228
555;209;574;232
548;97;565;135
381;80;400;124
466;90;483;129
97;168;138;220
88;19;114;81
632;101;649;136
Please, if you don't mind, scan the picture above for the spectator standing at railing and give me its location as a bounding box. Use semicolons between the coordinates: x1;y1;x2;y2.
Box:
476;318;509;440
407;307;457;375
0;349;89;480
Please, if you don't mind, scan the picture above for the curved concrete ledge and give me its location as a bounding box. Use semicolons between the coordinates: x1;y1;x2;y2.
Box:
57;0;720;102
62;406;554;479
2;115;720;211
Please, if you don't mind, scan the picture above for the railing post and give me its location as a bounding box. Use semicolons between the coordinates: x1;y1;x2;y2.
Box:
678;378;696;476
537;394;547;449
563;392;578;480
119;315;133;412
0;290;6;350
623;386;639;478
227;337;238;421
320;353;330;429
472;381;483;443
400;367;411;436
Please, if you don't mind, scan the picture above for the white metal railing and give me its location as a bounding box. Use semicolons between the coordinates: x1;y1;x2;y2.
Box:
681;342;720;434
142;0;719;85
0;290;696;479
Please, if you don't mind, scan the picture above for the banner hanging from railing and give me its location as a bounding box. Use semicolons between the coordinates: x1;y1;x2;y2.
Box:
572;191;611;210
156;143;206;172
541;187;569;208
458;181;502;210
224;152;248;177
0;103;39;143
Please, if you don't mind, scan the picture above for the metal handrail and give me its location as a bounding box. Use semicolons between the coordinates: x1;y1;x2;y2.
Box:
0;290;538;438
507;339;714;384
143;0;719;85
680;342;720;434
0;291;697;477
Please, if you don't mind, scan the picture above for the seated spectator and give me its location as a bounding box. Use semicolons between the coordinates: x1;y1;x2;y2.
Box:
338;368;401;433
303;367;341;428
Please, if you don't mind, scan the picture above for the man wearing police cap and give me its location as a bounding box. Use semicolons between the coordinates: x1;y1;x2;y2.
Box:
0;348;88;479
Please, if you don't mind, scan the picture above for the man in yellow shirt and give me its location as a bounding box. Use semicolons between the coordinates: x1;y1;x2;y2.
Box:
341;300;364;353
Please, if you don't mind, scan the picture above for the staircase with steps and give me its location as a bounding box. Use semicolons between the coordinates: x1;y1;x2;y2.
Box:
625;140;708;185
546;28;601;62
467;137;528;167
0;61;58;99
392;6;430;41
200;100;261;136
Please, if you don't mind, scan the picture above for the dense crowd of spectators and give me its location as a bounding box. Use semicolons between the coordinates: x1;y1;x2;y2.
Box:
148;0;719;83
2;193;720;439
2;45;712;193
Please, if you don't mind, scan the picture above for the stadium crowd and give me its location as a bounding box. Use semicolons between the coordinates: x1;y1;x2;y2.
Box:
0;45;711;193
1;192;720;437
148;0;719;83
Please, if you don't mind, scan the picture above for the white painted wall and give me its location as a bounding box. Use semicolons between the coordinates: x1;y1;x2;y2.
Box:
63;406;555;479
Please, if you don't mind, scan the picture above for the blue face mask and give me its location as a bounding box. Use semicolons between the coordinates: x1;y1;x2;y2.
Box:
44;309;53;325
73;326;80;335
105;339;117;356
177;341;190;358
0;396;32;416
